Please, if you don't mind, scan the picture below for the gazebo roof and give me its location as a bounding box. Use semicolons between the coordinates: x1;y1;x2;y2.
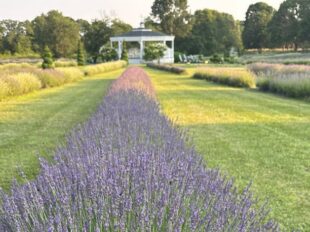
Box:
110;23;174;42
112;28;168;38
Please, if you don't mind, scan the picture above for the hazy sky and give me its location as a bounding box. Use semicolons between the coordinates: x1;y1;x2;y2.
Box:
0;0;283;26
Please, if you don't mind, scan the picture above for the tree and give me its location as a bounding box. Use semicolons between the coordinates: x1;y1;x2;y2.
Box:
300;0;310;43
121;41;128;62
111;19;132;36
242;2;275;50
0;20;34;54
83;19;112;63
32;10;80;58
143;43;167;63
42;46;54;69
76;19;91;37
269;0;301;49
176;9;242;56
150;0;192;38
99;45;118;62
77;41;85;66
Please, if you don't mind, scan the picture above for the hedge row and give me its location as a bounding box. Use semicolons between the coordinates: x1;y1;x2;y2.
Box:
83;60;127;76
248;63;310;99
0;61;127;101
146;63;186;74
193;68;256;88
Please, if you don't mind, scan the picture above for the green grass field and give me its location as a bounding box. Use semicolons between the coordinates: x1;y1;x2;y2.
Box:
0;64;309;230
145;67;310;230
0;69;123;190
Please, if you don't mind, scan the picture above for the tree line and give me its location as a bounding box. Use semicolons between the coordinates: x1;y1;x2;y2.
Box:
243;0;310;51
147;0;310;55
0;0;309;60
0;10;131;62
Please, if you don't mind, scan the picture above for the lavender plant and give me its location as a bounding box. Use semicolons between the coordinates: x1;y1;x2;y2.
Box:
248;63;310;99
0;67;278;231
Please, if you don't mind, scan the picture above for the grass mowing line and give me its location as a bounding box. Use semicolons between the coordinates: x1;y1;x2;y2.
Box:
0;69;124;191
145;67;310;230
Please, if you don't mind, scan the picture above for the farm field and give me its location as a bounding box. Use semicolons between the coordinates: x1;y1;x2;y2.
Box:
0;69;124;190
145;67;310;230
239;51;310;64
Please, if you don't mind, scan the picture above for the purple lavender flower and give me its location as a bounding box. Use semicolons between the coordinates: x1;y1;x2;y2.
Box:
0;67;278;231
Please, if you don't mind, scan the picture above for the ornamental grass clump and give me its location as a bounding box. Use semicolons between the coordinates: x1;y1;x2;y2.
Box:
0;73;41;97
56;67;84;83
54;60;78;67
0;67;278;231
194;68;256;88
83;60;127;76
248;63;310;99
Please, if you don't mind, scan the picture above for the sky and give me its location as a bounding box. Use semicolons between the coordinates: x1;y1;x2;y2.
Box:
0;0;283;27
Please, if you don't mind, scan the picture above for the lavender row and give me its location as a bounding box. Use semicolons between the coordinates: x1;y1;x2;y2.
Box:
0;67;278;231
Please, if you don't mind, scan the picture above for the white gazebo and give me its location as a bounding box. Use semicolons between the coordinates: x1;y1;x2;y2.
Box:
110;23;175;64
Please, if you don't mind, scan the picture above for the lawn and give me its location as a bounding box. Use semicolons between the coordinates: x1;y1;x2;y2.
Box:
0;69;123;190
145;67;310;230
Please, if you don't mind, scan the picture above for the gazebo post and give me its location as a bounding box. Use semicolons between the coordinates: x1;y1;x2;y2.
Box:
117;40;122;60
139;40;144;62
172;40;174;59
110;26;175;64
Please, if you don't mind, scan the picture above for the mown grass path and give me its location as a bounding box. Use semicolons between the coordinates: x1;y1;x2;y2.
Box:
146;67;310;230
0;69;123;190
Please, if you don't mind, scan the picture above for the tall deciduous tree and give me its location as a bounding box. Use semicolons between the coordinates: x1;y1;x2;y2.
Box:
32;10;80;58
0;20;33;54
242;2;275;51
150;0;192;38
111;19;132;36
300;0;310;43
177;9;242;56
83;19;112;63
269;0;301;49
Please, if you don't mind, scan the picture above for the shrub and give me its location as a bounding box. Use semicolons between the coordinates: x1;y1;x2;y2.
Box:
0;63;35;70
224;55;237;64
146;63;187;74
83;60;127;76
174;51;182;63
143;43;167;63
0;73;41;96
77;41;85;66
121;42;128;62
35;69;67;88
56;67;84;83
0;65;85;100
209;54;224;64
0;80;10;100
41;46;54;69
193;68;256;88
0;67;278;231
100;46;118;62
54;60;78;67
